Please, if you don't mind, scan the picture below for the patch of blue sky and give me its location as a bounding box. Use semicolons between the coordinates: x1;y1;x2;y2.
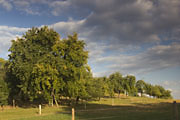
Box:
0;8;67;27
136;66;180;99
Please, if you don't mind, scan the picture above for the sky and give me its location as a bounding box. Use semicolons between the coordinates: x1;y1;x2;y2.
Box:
0;0;180;99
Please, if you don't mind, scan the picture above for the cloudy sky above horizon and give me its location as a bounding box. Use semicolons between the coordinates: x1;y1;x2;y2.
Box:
0;0;180;99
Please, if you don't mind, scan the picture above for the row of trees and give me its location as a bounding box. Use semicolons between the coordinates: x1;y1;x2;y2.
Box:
0;26;172;106
108;72;171;98
88;72;172;100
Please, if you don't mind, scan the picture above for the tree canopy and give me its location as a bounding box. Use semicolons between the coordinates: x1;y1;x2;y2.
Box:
5;26;91;105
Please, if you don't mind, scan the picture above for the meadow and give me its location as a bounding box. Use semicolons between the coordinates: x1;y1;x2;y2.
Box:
0;96;179;120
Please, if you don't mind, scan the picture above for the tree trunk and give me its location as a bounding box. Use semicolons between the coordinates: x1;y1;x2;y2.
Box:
54;97;59;107
13;99;15;108
1;105;4;111
76;96;80;104
51;98;54;107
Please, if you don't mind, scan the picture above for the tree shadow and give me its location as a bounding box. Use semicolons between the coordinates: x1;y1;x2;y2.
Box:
56;99;175;120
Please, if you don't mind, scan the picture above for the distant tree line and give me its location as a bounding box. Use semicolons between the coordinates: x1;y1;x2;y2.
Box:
0;26;172;107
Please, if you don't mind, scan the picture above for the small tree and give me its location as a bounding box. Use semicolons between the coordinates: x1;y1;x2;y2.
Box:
152;85;161;98
123;75;137;96
136;80;146;97
109;72;123;98
88;77;106;100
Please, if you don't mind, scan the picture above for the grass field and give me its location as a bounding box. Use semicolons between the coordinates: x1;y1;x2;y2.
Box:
0;96;180;120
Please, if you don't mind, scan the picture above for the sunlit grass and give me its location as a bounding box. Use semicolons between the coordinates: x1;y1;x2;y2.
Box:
0;96;179;120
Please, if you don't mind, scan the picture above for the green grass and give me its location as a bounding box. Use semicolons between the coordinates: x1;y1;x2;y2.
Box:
0;97;179;120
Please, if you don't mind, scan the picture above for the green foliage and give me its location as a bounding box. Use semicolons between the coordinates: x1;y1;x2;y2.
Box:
152;85;161;98
0;58;8;106
56;33;90;100
108;72;123;97
6;26;64;103
123;75;137;96
0;58;6;69
88;77;110;100
136;80;146;96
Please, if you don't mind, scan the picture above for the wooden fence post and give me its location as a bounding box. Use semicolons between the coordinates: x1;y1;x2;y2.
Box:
85;102;86;110
173;101;178;120
72;108;75;120
39;105;41;115
13;99;15;108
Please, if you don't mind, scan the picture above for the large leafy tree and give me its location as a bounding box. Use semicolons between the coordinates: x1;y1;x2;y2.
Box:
6;26;90;105
6;27;64;104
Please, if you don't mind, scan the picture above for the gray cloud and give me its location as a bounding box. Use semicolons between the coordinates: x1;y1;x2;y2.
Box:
46;0;180;47
92;42;180;76
3;0;180;45
82;0;180;45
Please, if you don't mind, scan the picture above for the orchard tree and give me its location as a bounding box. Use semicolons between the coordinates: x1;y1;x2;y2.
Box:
163;90;172;99
109;72;123;98
152;85;161;98
136;80;146;96
144;83;153;96
123;75;137;96
54;33;90;103
88;77;107;100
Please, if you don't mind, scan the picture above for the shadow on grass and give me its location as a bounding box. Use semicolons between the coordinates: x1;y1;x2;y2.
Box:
56;99;175;120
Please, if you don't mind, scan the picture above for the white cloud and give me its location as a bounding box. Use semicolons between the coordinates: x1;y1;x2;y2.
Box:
50;18;86;37
0;0;12;11
0;26;29;58
0;26;29;33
